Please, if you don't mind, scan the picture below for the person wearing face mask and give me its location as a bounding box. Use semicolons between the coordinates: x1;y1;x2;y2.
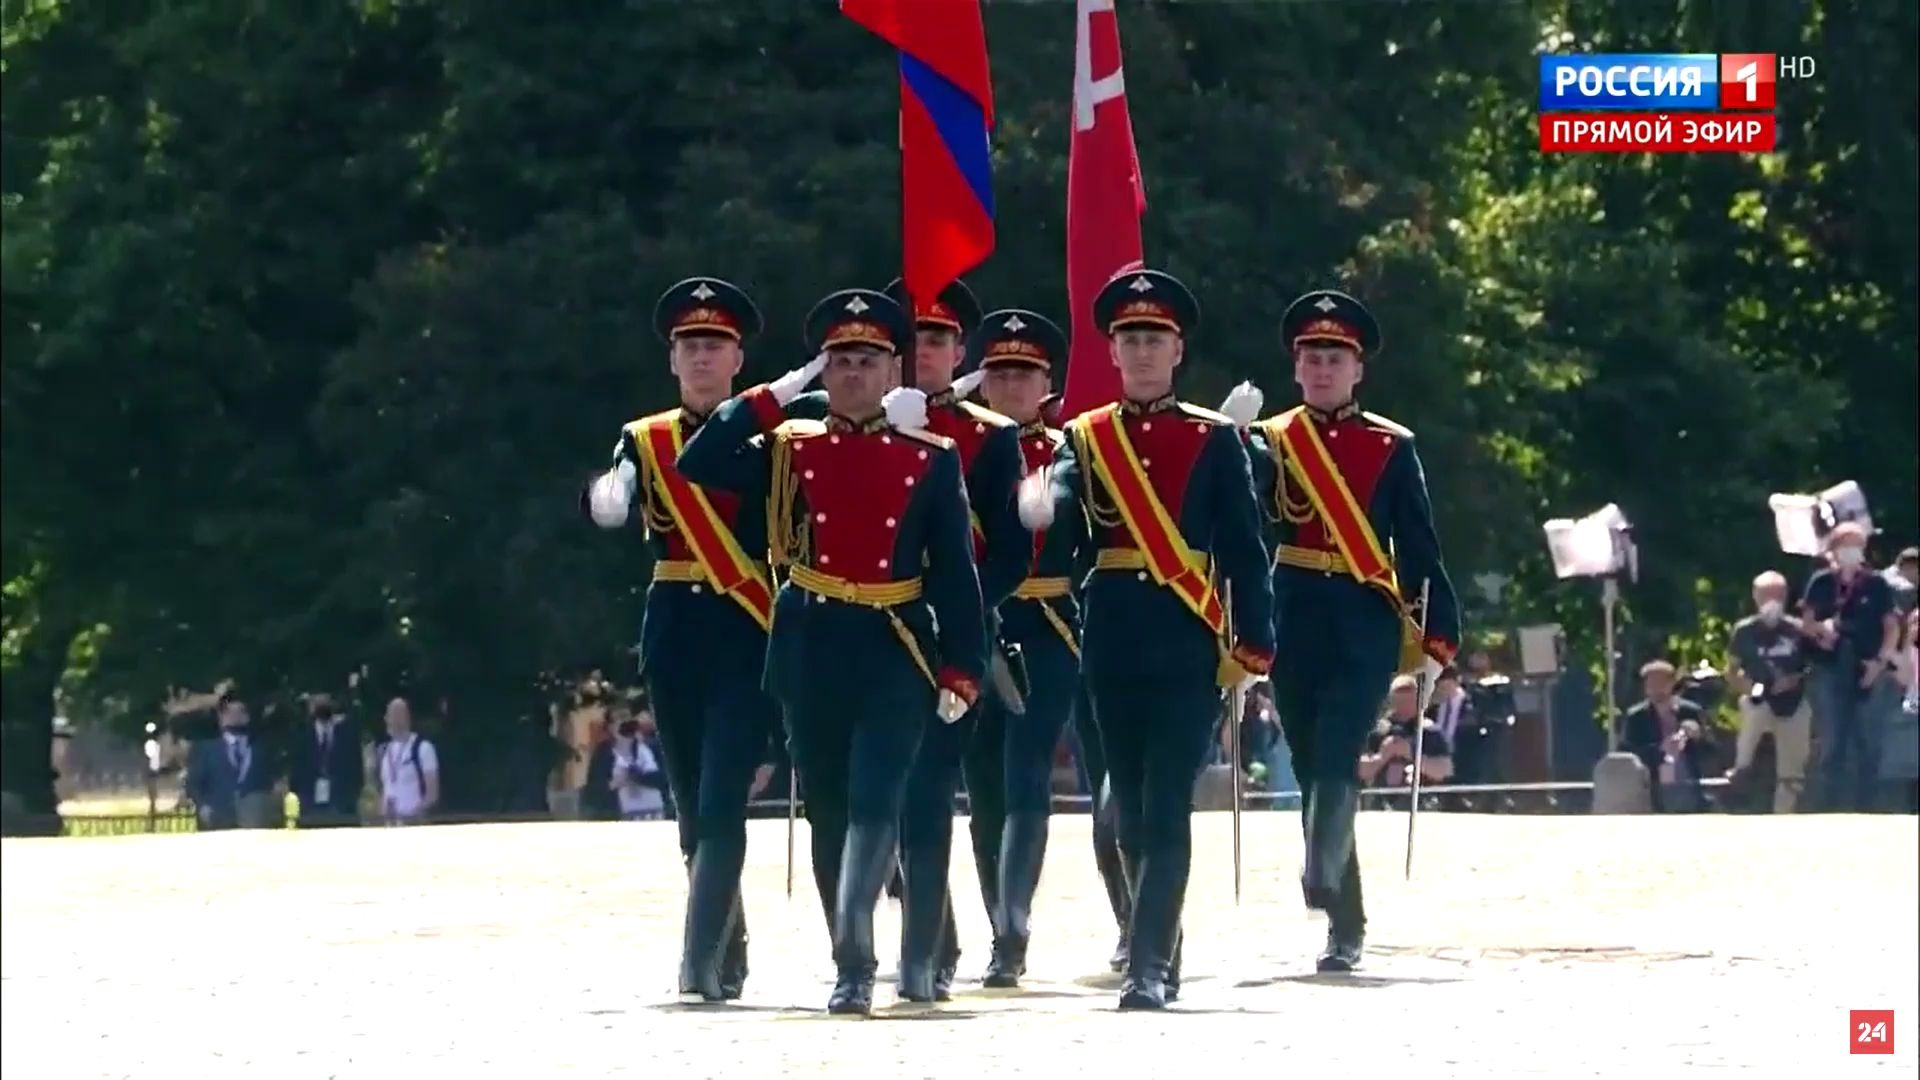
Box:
1798;522;1900;812
1726;571;1812;812
184;691;277;830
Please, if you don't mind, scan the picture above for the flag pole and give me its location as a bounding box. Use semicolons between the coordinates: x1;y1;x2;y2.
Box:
896;90;918;391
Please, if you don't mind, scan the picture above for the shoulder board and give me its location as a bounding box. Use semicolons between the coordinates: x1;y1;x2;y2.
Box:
622;407;682;438
958;401;1016;428
895;427;956;451
1360;411;1413;439
1176;402;1231;426
773;418;828;441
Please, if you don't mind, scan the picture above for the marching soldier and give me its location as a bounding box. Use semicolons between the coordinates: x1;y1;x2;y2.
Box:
1043;391;1137;973
675;288;988;1016
880;279;1030;1002
1016;269;1276;1010
1245;290;1460;972
580;277;786;1003
960;309;1083;988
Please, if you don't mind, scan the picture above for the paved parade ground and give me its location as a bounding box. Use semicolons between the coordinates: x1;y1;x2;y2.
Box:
4;811;1917;1078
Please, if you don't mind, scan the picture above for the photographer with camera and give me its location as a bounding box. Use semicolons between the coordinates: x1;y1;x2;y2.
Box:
1726;571;1812;813
1622;660;1709;813
606;694;668;822
1799;522;1900;812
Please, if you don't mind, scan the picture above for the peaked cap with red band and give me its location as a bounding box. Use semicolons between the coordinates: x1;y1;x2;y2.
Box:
971;308;1068;373
803;289;913;356
1092;268;1200;337
1282;289;1381;355
882;277;982;337
652;276;764;343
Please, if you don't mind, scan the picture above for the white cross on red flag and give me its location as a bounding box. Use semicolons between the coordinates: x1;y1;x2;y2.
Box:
1059;0;1147;420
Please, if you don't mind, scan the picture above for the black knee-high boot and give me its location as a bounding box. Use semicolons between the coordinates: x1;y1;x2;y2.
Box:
1092;781;1130;972
679;838;745;1002
829;822;899;1015
897;841;953;1002
983;812;1048;987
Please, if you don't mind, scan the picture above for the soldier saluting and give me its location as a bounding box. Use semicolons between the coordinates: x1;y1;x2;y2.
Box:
879;279;1028;1003
1245;290;1460;973
581;277;785;1004
1017;269;1276;1010
963;308;1083;988
675;288;988;1016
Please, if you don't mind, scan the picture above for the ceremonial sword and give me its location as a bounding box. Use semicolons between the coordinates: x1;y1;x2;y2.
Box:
1404;577;1434;881
1225;581;1244;905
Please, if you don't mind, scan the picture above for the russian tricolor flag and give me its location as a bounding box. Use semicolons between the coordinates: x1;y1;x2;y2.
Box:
841;0;996;306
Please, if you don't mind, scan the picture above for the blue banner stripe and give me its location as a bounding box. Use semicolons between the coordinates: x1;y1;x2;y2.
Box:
900;52;994;217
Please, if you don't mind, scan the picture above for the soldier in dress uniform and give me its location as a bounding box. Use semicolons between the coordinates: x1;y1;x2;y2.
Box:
880;279;1029;1002
1244;289;1460;973
1034;395;1132;973
675;288;989;1016
956;309;1084;987
1016;269;1276;1010
581;277;786;1003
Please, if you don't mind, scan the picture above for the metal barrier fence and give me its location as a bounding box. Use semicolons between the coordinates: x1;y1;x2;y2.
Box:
39;778;1737;837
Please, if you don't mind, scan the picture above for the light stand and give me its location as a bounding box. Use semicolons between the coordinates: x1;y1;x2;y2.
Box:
1601;575;1621;751
1542;503;1637;752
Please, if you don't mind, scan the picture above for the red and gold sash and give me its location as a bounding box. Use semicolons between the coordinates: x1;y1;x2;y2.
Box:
1074;405;1227;638
1270;408;1428;671
1269;407;1398;600
630;414;775;631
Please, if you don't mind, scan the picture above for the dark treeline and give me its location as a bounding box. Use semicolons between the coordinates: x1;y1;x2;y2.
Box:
3;0;1914;814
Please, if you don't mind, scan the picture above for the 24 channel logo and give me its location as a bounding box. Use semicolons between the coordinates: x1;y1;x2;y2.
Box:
1537;52;1815;153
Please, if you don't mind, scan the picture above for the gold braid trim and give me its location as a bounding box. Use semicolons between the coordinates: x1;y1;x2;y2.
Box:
767;431;802;570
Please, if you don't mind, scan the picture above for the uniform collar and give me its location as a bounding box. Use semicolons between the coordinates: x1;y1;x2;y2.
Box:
826;412;890;435
926;387;958;409
678;404;715;431
1306;400;1362;424
1120;392;1179;416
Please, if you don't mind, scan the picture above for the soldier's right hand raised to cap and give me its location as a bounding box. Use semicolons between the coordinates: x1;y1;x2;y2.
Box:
1016;468;1054;530
770;352;829;405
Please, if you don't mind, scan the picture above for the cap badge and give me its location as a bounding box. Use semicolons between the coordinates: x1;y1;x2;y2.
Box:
1313;295;1339;313
1002;314;1027;332
845;296;870;314
1127;275;1154;293
690;282;717;300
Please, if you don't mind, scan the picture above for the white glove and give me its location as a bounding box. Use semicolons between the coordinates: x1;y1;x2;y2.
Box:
1016;468;1055;530
951;368;987;400
770;353;829;406
937;689;969;724
1416;654;1445;714
882;386;928;429
1219;380;1264;429
587;460;637;528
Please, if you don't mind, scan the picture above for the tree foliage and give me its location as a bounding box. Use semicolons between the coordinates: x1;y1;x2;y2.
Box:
3;0;1913;808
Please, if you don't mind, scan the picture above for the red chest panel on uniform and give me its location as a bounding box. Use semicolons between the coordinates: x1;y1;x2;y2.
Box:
1100;410;1212;548
790;428;932;583
927;404;992;474
1293;416;1397;551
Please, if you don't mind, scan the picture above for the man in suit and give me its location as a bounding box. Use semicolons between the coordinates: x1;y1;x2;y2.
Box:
288;694;363;828
185;691;277;830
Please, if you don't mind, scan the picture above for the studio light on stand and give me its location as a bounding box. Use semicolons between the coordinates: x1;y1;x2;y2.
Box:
1543;503;1638;751
1769;480;1872;557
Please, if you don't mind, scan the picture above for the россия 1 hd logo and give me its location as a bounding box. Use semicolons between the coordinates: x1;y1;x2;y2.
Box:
1537;53;1811;152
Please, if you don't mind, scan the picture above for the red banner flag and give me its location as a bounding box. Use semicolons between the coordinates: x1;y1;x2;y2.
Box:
1059;0;1147;420
842;0;997;305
